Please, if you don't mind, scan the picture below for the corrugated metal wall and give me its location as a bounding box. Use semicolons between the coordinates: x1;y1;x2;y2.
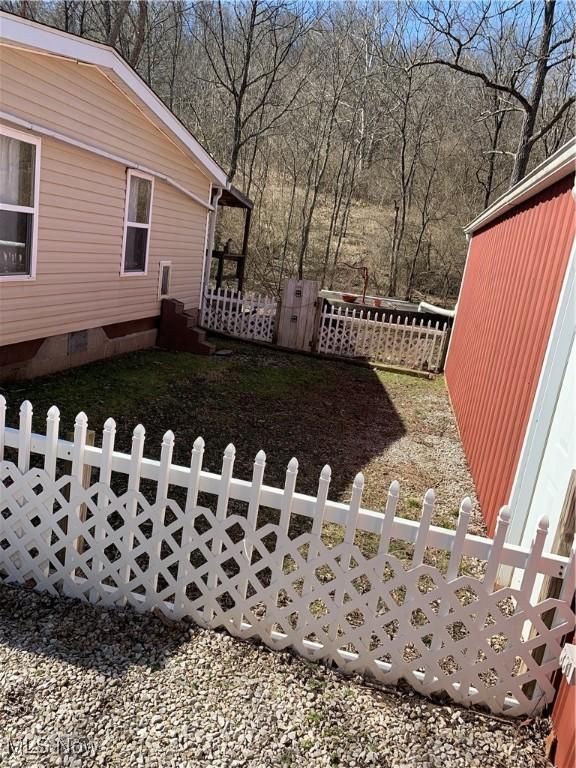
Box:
446;173;575;534
552;676;576;768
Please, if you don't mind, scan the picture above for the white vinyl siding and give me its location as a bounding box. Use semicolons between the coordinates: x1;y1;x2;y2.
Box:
0;46;211;200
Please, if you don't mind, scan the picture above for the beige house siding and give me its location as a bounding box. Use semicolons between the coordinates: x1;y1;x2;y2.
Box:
0;45;211;198
0;44;213;348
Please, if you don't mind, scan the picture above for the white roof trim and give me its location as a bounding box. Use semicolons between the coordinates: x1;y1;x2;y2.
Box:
465;138;576;235
0;110;214;211
0;12;229;188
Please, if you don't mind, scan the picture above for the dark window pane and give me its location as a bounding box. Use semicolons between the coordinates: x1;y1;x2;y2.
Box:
160;265;170;295
128;176;151;224
0;136;35;207
0;209;32;275
124;226;148;271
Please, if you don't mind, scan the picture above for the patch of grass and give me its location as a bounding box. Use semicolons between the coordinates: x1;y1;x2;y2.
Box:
280;749;294;767
306;677;327;693
1;339;478;552
1;349;227;431
325;725;348;739
435;509;459;529
227;361;326;397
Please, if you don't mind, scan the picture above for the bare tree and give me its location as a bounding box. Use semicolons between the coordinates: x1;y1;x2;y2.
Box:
410;0;575;184
128;0;148;68
3;0;573;301
191;0;315;183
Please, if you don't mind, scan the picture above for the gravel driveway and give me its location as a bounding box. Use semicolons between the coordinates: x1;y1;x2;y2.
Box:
0;585;550;768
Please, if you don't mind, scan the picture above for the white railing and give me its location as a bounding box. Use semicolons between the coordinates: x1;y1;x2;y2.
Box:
201;287;277;343
1;397;574;716
318;305;449;372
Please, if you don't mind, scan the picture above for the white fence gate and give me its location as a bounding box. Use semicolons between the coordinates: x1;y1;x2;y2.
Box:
318;305;449;372
201;287;277;343
2;397;574;716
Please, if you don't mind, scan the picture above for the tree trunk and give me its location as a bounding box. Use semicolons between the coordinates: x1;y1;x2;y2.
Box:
389;200;400;297
129;1;148;69
227;0;258;183
483;92;505;208
106;1;129;49
509;0;556;185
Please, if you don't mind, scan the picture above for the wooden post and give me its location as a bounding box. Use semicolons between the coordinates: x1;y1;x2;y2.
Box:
310;294;324;353
437;322;451;372
215;253;224;290
237;254;246;293
242;208;252;258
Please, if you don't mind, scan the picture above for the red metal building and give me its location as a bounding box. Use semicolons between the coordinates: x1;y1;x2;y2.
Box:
446;140;576;767
551;675;576;768
446;144;575;535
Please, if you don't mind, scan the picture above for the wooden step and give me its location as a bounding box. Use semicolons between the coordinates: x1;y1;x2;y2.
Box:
157;299;215;355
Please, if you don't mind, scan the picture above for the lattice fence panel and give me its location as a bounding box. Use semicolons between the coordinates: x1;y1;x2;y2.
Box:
1;398;574;717
201;288;277;343
317;306;449;372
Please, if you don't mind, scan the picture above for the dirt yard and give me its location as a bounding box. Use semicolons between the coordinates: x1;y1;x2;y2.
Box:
1;338;480;534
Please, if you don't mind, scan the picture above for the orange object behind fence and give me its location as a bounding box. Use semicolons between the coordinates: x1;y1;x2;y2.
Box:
551;677;576;768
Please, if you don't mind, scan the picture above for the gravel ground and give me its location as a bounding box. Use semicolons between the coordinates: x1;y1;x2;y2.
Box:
0;586;551;768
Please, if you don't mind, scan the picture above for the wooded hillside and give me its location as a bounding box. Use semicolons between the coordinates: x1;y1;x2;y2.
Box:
5;1;574;302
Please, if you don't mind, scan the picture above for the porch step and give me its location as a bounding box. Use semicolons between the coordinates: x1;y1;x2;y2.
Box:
157;299;215;355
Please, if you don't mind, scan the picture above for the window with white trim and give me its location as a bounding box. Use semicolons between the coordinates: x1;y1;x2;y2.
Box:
0;127;40;279
122;170;153;273
158;260;172;298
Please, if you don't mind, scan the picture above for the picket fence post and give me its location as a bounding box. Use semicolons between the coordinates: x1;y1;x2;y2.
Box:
326;471;364;656
205;443;235;622
174;436;205;617
236;448;266;631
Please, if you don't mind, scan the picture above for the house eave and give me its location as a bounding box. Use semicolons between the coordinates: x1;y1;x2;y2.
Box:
0;11;229;188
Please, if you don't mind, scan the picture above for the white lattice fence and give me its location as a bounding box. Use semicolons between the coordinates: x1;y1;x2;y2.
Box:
1;398;574;716
318;306;449;372
201;287;277;342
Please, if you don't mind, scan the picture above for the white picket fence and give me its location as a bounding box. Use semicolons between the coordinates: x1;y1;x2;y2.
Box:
1;397;574;716
201;287;450;372
201;287;277;343
318;305;449;372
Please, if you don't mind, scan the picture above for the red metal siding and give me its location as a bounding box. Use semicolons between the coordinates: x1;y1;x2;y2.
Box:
446;173;575;534
552;678;576;768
